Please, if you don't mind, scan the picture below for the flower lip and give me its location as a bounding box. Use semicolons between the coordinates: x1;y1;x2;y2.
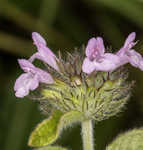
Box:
14;59;54;98
123;32;136;49
116;32;143;70
32;32;47;46
116;32;137;56
85;37;105;61
18;59;35;73
30;32;59;71
14;73;38;98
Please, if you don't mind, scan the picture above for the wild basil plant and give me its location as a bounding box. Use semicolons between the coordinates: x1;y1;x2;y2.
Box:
14;32;143;150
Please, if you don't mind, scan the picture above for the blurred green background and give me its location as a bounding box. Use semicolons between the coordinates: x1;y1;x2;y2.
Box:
1;0;143;150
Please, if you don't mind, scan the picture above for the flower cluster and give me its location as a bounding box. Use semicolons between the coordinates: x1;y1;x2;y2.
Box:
14;32;143;98
82;32;143;73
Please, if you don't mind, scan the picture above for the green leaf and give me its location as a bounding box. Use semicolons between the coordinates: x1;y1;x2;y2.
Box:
35;146;67;150
28;110;84;147
106;128;143;150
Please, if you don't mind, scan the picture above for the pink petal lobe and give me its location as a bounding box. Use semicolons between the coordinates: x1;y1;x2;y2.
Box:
139;60;143;70
85;37;105;59
116;32;137;57
29;75;39;90
31;32;59;71
37;43;56;57
37;45;59;71
28;52;41;62
96;37;105;54
15;88;29;98
29;50;59;72
18;59;35;72
14;73;30;91
127;50;142;67
85;38;97;57
32;32;47;46
124;32;136;48
14;58;54;98
36;68;54;84
14;73;35;98
82;58;96;74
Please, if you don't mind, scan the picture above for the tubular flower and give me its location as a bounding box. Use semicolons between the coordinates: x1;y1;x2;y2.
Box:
116;32;143;70
82;37;121;74
82;32;143;74
29;32;59;71
14;59;53;98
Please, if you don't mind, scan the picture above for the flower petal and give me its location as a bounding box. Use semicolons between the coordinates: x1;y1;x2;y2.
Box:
18;58;54;84
29;49;59;71
14;58;54;98
82;58;96;74
29;74;39;90
127;50;142;68
14;73;30;91
96;37;105;54
116;32;136;57
93;53;121;72
18;59;35;72
28;52;41;62
82;53;121;73
36;68;54;84
86;38;96;57
139;60;143;70
32;32;56;58
124;32;136;49
85;37;105;59
32;32;47;46
15;87;29;98
36;45;59;70
14;73;36;98
104;53;121;64
30;32;59;71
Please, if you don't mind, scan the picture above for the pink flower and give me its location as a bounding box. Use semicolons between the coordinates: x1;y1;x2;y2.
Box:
82;32;143;74
82;37;121;74
116;32;143;70
29;32;59;71
14;59;53;98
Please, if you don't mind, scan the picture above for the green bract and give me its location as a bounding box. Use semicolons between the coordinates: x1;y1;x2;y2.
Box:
40;51;133;121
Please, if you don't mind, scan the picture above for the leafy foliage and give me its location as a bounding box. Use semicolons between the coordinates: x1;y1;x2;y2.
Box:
29;110;84;147
106;128;143;150
1;0;143;150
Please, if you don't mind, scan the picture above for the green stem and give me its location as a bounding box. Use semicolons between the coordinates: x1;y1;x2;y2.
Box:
81;120;94;150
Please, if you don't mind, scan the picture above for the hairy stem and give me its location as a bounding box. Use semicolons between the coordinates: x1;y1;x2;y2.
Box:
81;120;94;150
